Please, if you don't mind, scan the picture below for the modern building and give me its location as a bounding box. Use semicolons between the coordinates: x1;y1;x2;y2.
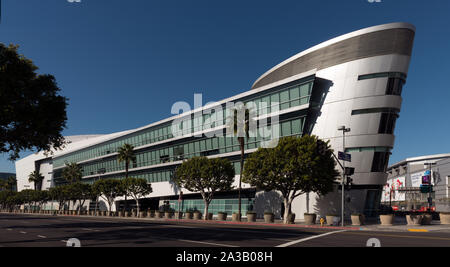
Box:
384;154;450;212
15;22;416;220
0;172;16;191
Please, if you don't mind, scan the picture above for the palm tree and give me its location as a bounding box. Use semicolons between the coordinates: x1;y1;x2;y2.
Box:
227;104;252;220
62;162;83;184
28;171;44;191
118;143;136;211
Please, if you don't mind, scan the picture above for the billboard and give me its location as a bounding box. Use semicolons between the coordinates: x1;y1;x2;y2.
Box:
382;177;406;202
410;172;423;187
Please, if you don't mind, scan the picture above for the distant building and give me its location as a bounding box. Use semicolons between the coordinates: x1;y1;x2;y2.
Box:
385;154;450;212
0;172;17;192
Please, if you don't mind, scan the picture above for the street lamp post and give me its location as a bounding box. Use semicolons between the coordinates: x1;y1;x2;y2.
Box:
338;126;351;227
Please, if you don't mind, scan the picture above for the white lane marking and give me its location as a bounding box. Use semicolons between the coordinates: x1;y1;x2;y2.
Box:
6;229;12;231
19;231;27;234
37;235;47;238
276;230;347;247
178;239;239;247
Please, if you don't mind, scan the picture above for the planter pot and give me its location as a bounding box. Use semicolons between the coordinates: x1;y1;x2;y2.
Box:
147;210;154;218
125;211;131;217
351;214;365;226
185;212;193;220
304;214;317;225
206;213;213;220
217;213;227;221
264;213;274;223
326;215;337;226
139;211;146;218
246;213;257;222
232;213;241;222
421;214;432;225
165;212;173;219
440;213;450;225
380;214;395;226
193;212;202;220
155;211;163;218
118;211;124;217
406;214;423;226
175;212;183;219
287;213;296;224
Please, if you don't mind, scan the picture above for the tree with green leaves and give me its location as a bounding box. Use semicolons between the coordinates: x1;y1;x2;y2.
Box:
93;179;124;213
20;189;36;211
0;179;6;191
68;182;92;213
0;44;68;161
243;136;339;224
6;176;17;191
0;191;16;210
49;185;69;211
227;103;254;220
117;144;136;211
122;178;152;215
174;157;235;220
62;162;83;184
28;171;44;191
35;190;50;211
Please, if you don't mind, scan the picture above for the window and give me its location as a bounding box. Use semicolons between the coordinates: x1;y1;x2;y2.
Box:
371;152;390;173
352;108;400;116
386;78;404;96
378;112;398;134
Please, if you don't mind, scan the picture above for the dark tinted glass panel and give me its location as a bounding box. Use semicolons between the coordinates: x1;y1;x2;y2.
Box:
379;113;398;134
371;152;390;172
386;78;404;96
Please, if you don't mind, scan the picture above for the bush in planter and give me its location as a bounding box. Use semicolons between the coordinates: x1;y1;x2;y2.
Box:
264;212;274;223
351;213;365;226
232;212;241;222
379;213;395;226
304;213;317;225
164;211;173;219
193;211;202;220
439;212;450;225
217;212;227;221
185;211;193;220
287;213;296;224
326;214;338;226
246;211;257;222
406;213;423;226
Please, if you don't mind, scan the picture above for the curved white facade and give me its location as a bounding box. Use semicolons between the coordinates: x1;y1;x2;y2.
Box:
253;22;415;218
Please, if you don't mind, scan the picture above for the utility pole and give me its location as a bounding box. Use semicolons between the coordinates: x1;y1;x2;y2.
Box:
338;126;350;227
424;162;434;212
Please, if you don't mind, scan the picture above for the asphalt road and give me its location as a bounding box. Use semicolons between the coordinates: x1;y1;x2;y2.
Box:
0;213;449;247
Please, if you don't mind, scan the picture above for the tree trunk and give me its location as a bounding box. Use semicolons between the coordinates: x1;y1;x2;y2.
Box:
283;198;292;224
136;199;140;215
238;137;244;221
204;201;210;221
124;163;129;212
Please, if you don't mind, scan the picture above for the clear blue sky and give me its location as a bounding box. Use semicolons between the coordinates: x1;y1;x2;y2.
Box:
1;0;449;172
